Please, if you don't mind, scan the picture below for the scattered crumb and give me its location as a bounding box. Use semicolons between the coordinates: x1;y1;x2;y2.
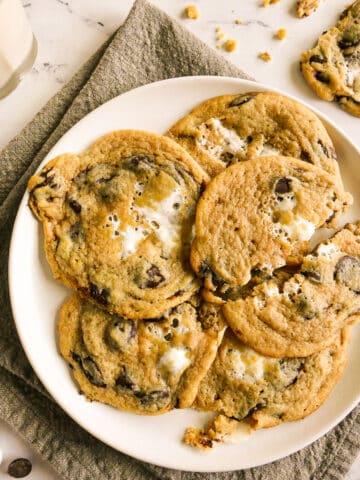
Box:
259;51;272;62
216;32;225;41
184;427;213;450
262;0;280;5
235;18;242;25
184;5;199;19
215;26;222;32
224;39;237;52
216;43;223;49
276;28;287;40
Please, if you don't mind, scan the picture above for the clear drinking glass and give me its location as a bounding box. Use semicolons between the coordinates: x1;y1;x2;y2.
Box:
0;0;37;99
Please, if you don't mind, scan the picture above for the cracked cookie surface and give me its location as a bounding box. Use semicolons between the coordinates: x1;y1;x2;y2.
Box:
28;130;208;319
167;91;343;183
58;295;226;414
301;1;360;116
190;156;352;301
185;327;349;448
223;223;360;357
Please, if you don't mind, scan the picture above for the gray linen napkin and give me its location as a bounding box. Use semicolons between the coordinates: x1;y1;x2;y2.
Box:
0;1;358;478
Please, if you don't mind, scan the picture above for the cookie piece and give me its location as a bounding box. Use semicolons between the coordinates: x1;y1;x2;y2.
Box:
28;130;208;319
297;0;323;18
190;156;352;300
58;295;226;415
167;91;342;181
223;222;360;357
184;328;349;448
300;1;360;117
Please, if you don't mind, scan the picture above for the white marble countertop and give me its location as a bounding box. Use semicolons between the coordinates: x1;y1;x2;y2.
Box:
0;1;359;478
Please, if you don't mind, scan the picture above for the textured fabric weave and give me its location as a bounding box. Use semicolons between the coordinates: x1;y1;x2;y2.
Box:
0;1;358;478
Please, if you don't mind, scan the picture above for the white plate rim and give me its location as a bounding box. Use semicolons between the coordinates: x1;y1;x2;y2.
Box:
8;75;360;473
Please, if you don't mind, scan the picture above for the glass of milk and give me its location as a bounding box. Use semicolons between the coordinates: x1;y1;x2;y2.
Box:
0;0;37;99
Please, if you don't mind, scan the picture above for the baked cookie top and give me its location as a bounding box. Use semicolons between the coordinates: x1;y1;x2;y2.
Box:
167;91;342;181
185;327;349;448
28;130;208;319
190;156;352;300
58;295;226;415
300;1;360;117
223;222;360;358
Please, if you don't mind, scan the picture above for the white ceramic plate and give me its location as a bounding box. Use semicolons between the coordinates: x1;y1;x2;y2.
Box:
9;76;360;472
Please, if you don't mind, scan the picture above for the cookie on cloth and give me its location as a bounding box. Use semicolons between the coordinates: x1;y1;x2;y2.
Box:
28;130;208;320
167;91;343;182
300;1;360;117
58;295;226;414
190;156;352;301
223;223;360;358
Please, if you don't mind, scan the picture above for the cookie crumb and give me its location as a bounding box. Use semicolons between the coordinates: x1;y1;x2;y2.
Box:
262;0;280;5
215;26;222;32
225;39;237;52
216;32;225;41
276;28;287;40
184;5;199;19
235;18;242;24
259;51;272;62
216;43;223;49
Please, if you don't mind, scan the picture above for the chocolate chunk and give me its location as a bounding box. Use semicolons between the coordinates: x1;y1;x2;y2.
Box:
106;317;136;350
68;198;82;213
89;283;110;305
274;177;292;194
296;295;317;320
122;154;153;172
338;25;360;49
300;150;311;162
228;94;256;107
199;262;226;289
71;352;106;387
143;265;165;288
248;399;267;417
29;169;56;194
115;366;136;390
171;318;179;328
315;71;330;84
70;221;82;240
334;255;360;293
134;389;170;406
7;458;32;478
302;270;321;282
309;55;326;64
317;139;336;159
164;332;172;341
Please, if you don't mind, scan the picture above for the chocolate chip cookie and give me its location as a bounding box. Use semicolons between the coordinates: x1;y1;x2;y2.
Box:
28;130;208;320
223;222;360;357
167;91;343;182
58;295;226;414
184;327;349;448
300;1;360;117
190;156;352;301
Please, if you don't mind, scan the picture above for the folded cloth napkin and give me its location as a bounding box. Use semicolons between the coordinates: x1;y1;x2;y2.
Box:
0;1;358;478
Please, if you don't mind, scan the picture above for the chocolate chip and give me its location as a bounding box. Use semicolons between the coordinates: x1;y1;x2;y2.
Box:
122;154;153;172
134;389;170;406
228;94;255;107
7;458;32;478
300;150;311;162
199;262;226;289
334;255;360;293
29;169;56;194
115;366;136;390
164;333;172;341
89;283;110;305
171;318;179;327
274;177;292;194
71;352;106;387
106;317;136;350
315;71;330;84
317;139;336;159
68;198;82;213
302;270;321;282
70;221;82;240
296;295;317;320
338;25;360;49
309;55;326;64
143;265;165;288
248;400;267;416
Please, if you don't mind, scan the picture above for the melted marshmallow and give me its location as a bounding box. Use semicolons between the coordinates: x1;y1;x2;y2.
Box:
197;118;247;160
158;347;191;376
